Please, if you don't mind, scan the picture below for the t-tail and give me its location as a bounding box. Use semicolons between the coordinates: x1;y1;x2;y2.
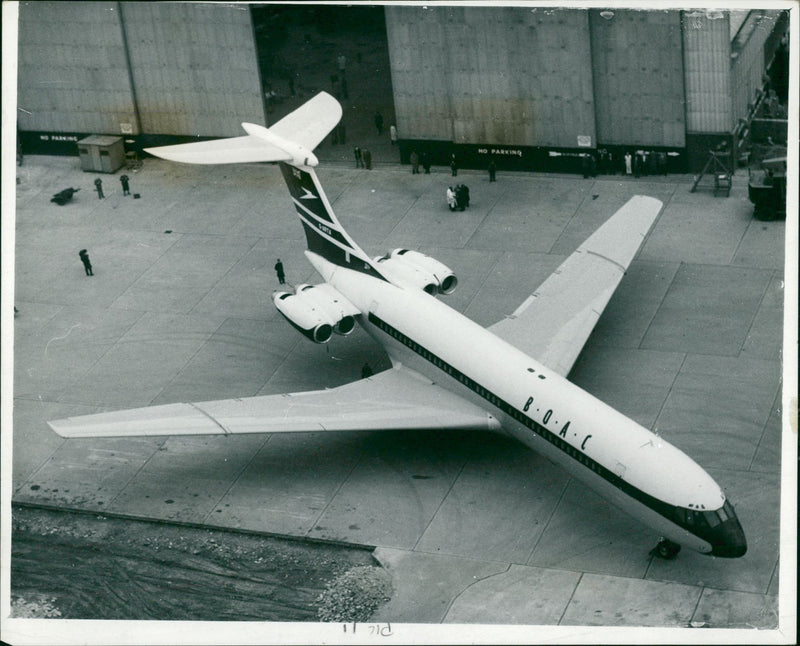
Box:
144;92;384;279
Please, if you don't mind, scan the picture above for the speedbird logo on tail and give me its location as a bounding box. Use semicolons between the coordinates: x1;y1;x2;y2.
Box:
299;188;318;200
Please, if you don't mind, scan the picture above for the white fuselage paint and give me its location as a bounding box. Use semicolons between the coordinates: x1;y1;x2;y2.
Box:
308;251;725;554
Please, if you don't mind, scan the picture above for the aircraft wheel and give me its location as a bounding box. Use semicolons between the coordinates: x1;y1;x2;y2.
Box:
653;538;681;560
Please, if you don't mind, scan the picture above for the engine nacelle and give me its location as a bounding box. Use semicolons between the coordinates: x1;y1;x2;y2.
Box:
376;249;458;295
295;284;356;335
273;283;360;343
273;292;333;343
373;254;438;294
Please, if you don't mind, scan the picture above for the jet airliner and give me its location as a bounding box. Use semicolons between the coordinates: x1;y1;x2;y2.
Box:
48;92;747;559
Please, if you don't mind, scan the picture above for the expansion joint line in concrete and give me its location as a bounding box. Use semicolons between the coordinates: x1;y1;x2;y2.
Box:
103;435;168;512
200;433;272;527
411;449;472;553
729;212;759;269
647;352;689;465
524;475;572;564
186;236;262;317
52;309;146;405
461;189;504;251
689;586;707;626
548;194;587;256
380;188;424;243
147;317;228;408
636;260;683;354
556;571;584;625
747;382;783;473
738;267;780;360
304;434;369;540
458;251;505;326
110;232;184;310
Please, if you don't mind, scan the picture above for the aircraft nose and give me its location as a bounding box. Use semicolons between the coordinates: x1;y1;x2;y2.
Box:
709;512;748;558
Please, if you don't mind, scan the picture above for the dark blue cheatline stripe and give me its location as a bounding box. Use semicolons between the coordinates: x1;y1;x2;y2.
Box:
295;209;352;248
300;223;385;280
366;311;700;532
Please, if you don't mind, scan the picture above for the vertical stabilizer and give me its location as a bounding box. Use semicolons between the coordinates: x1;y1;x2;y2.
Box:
277;162;385;279
145;92;386;279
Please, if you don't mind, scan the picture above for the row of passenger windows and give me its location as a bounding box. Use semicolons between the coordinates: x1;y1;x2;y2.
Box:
374;315;609;478
373;317;694;530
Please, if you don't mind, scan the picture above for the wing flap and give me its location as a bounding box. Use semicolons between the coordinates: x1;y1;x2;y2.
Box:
48;366;498;438
489;195;662;376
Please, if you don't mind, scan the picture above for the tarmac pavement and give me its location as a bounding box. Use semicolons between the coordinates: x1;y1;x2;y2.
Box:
9;152;788;633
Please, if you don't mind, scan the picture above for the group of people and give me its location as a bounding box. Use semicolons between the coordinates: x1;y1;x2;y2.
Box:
582;149;669;178
446;184;470;211
92;174;131;199
409;150;431;174
353;146;372;169
71;173;135;276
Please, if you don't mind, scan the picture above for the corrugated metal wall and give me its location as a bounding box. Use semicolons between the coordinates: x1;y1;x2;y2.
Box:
386;6;595;148
682;11;732;133
17;2;137;133
590;9;685;147
730;10;783;125
120;3;264;137
17;1;264;138
386;9;452;140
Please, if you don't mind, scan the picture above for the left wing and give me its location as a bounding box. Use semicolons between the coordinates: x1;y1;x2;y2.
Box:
488;195;662;376
48;365;500;438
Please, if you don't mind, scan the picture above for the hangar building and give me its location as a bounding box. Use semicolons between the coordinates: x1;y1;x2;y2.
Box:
15;3;789;173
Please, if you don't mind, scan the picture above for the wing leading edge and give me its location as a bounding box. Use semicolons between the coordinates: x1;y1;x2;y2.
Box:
489;195;663;376
48;365;500;438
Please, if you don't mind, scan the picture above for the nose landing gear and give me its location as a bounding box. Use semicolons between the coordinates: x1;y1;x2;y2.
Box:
651;538;681;560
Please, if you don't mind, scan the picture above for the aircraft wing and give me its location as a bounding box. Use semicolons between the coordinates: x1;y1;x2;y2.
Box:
488;195;662;377
47;365;499;438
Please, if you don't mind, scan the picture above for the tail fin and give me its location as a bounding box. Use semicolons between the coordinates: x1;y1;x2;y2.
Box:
145;92;385;280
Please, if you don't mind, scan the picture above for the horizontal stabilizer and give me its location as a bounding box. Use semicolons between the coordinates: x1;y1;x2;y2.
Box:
145;92;341;166
48;365;500;438
144;135;293;165
269;91;342;152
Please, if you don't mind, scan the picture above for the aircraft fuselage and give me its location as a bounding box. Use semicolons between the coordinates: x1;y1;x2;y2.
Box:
309;251;748;558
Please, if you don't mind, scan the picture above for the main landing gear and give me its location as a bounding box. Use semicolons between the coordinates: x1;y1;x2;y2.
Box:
651;538;682;560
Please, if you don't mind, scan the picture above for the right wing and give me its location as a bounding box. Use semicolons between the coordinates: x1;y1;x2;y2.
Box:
48;365;499;438
488;195;662;377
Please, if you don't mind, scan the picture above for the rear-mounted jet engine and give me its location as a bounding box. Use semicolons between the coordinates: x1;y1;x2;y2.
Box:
374;248;458;295
273;283;359;343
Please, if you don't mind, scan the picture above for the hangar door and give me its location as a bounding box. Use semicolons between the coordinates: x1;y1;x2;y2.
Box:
590;10;686;147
